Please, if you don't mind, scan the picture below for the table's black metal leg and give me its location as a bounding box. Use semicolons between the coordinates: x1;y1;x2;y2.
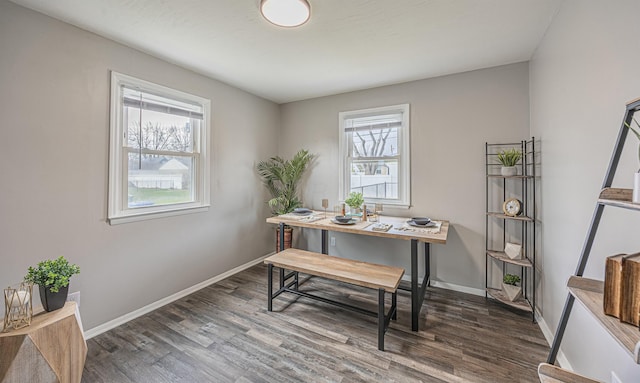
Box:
279;222;285;252
267;263;273;312
279;268;284;289
392;291;397;320
378;288;385;351
411;239;419;331
425;243;431;287
322;229;328;255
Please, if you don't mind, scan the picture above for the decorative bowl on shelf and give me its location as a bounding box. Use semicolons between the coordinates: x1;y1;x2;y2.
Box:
334;216;351;223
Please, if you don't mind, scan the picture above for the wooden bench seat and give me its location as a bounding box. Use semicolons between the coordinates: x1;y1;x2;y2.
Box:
264;248;404;351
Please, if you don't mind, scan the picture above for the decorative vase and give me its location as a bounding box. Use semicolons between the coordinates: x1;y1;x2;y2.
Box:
501;166;518;176
39;284;69;312
502;283;522;302
633;172;640;204
275;227;293;252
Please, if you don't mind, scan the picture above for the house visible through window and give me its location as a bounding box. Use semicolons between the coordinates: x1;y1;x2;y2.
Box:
338;104;410;207
108;72;210;224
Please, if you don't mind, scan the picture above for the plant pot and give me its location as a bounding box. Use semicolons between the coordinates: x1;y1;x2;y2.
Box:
501;166;518;176
276;227;293;253
633;172;640;204
39;284;69;312
502;283;522;302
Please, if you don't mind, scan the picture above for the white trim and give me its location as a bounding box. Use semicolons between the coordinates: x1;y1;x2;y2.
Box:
338;104;411;207
108;71;211;225
536;313;573;370
428;279;486;297
83;253;273;339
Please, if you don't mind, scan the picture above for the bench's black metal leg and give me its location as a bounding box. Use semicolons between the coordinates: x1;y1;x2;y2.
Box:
267;264;273;312
279;268;284;289
411;239;419;331
294;271;299;290
378;288;385;351
392;291;397;320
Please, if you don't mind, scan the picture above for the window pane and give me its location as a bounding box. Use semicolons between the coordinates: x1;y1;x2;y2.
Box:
350;159;398;199
127;153;194;208
350;126;399;158
125;107;195;152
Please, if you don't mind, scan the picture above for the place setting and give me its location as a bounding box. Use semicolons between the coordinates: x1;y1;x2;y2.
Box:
396;217;442;234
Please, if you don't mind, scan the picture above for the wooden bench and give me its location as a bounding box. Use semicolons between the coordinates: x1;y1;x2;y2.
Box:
264;248;404;351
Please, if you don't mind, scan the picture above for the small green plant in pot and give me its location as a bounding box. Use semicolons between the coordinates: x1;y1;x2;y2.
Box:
502;273;522;302
497;148;522;176
344;192;364;215
24;256;80;312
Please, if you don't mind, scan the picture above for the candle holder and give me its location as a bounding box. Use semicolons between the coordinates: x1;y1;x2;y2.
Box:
3;282;33;332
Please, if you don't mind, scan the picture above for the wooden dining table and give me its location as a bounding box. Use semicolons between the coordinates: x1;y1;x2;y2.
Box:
266;212;450;331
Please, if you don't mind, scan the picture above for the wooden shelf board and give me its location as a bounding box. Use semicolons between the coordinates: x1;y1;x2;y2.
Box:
486;250;533;267
486;212;534;222
486;288;533;312
566;276;640;364
537;363;602;383
598;187;640;211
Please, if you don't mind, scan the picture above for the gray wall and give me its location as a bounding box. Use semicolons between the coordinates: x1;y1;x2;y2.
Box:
0;1;279;330
531;0;640;381
279;63;530;293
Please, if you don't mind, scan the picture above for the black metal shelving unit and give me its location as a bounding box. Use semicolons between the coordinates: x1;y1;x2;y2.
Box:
485;139;537;322
546;99;640;366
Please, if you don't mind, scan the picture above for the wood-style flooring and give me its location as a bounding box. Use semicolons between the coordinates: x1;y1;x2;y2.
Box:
82;263;548;382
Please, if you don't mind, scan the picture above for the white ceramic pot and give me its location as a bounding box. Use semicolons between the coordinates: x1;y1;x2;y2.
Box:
634;172;640;204
502;283;522;302
501;166;517;176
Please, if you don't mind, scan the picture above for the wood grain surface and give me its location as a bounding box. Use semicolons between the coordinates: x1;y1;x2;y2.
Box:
537;363;602;383
266;214;450;244
265;248;404;292
82;264;549;382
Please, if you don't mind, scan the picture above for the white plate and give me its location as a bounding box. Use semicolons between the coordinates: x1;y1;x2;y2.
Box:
331;218;356;225
407;220;437;228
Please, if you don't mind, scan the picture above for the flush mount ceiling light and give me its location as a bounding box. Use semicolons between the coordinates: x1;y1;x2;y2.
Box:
260;0;311;27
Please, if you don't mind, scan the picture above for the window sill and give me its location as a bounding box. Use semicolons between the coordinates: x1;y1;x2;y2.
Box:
108;205;210;225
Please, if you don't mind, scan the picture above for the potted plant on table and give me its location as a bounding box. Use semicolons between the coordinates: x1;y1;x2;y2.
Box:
497;148;522;176
24;256;80;312
344;191;364;216
257;149;315;251
502;273;522;302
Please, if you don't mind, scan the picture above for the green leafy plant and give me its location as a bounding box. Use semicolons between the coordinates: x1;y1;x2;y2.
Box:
345;192;364;209
497;148;522;167
625;118;640;170
24;256;80;293
257;149;315;215
503;274;521;286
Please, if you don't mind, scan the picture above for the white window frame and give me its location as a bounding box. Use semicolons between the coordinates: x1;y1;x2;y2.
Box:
108;71;211;225
338;104;410;208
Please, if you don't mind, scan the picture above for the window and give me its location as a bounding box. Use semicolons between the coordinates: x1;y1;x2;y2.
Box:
108;72;210;224
339;104;410;207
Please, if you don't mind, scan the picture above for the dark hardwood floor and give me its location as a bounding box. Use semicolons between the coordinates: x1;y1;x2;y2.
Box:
82;263;548;382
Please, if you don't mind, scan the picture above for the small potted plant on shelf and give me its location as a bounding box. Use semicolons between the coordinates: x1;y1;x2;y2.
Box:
624;118;640;203
344;191;364;217
257;149;315;252
502;273;522;302
497;148;522;176
24;256;80;312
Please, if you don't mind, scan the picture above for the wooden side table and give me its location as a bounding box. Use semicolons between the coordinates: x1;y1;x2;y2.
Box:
0;301;87;383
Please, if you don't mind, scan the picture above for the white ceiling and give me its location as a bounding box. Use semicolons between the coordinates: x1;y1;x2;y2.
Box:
9;0;562;103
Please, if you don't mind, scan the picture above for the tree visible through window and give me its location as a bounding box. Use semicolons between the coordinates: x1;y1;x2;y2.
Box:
108;72;210;224
339;104;410;207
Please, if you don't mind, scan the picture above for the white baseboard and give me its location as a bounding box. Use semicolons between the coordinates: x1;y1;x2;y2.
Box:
84;253;274;339
429;279;486;297
536;313;572;370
